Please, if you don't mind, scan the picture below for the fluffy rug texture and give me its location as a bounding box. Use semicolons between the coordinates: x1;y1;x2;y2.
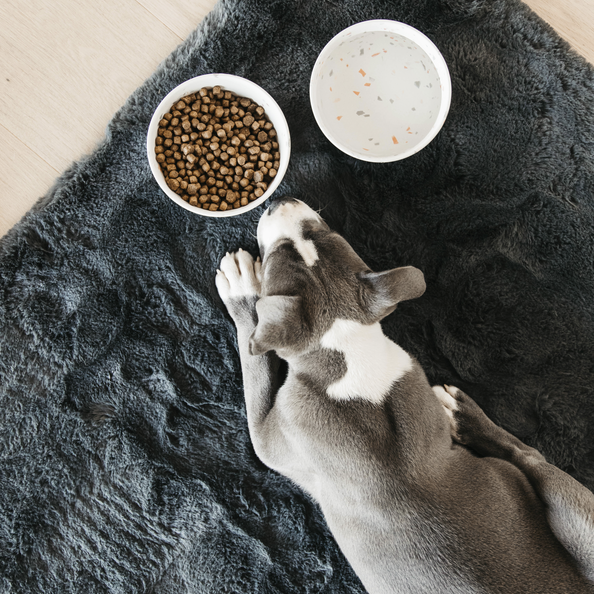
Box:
2;0;594;591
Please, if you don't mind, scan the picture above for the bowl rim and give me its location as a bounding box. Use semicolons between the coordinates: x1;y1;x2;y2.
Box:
309;19;452;163
147;73;291;218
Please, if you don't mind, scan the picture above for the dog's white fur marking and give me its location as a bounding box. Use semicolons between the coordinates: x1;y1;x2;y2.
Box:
321;319;413;403
257;201;320;267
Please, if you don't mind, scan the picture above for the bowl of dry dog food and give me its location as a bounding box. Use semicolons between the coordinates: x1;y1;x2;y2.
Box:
147;73;291;217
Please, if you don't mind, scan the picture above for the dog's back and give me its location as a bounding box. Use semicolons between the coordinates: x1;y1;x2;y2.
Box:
270;359;590;593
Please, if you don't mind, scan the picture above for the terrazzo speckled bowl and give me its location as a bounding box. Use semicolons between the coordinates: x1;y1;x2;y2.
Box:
147;73;291;217
310;20;452;162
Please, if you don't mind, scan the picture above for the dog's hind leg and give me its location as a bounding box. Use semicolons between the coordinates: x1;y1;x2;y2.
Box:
436;385;594;583
216;250;284;461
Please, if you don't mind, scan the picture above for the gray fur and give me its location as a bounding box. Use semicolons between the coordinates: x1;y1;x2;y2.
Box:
217;199;594;593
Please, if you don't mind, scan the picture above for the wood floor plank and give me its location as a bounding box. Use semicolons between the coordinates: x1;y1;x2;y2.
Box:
523;0;594;64
0;0;183;172
136;0;217;40
0;125;58;237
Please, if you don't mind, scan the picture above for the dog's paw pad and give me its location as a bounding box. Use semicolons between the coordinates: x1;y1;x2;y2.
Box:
217;249;261;303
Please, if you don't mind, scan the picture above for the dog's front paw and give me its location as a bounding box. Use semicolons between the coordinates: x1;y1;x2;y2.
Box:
216;249;261;309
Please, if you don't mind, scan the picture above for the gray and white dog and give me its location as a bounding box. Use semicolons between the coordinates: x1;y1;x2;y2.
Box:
216;197;594;593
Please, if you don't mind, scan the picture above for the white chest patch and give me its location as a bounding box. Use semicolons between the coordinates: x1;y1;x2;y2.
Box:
257;202;319;267
320;319;413;404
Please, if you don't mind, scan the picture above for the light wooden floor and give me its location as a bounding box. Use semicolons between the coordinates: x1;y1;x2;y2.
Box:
1;0;593;238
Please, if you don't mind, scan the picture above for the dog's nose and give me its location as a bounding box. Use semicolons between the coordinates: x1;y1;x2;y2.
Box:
267;196;298;216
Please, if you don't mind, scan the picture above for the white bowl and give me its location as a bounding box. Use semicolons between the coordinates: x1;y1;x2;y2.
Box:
147;73;291;217
310;20;452;162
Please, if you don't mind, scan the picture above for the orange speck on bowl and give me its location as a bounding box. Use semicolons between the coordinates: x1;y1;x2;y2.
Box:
353;91;360;96
330;87;333;91
337;116;343;120
364;83;371;87
359;68;366;77
372;52;380;57
392;136;398;144
363;147;369;151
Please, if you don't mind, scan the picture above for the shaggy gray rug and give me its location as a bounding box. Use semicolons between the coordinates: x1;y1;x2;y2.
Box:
2;0;594;591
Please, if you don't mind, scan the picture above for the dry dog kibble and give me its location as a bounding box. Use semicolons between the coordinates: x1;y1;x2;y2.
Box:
155;87;281;211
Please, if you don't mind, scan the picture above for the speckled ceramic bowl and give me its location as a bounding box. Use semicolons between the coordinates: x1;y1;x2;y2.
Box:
310;20;451;162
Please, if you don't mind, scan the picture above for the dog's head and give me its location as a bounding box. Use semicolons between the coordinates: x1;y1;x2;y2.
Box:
249;197;425;357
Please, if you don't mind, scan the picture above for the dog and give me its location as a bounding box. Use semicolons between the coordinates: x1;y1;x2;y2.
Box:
215;196;594;593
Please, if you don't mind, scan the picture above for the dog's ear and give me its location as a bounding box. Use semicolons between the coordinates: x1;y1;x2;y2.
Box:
248;295;304;356
360;266;426;321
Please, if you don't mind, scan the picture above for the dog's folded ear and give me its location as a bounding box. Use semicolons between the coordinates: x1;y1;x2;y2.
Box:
249;295;305;356
360;266;426;321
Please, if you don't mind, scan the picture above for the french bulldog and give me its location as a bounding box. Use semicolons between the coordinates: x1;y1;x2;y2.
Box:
216;196;594;593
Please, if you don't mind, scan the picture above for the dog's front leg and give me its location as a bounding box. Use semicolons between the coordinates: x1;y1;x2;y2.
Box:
216;249;283;463
434;384;594;583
